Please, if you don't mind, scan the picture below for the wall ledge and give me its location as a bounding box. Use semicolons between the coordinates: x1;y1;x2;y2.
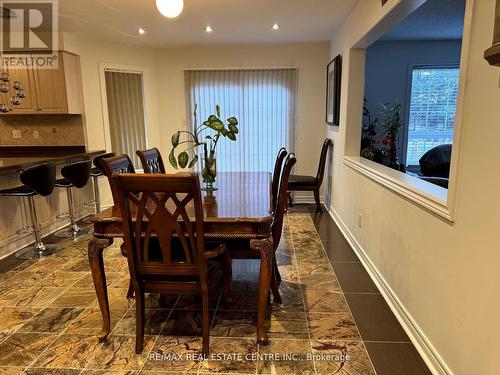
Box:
326;204;453;375
344;156;452;221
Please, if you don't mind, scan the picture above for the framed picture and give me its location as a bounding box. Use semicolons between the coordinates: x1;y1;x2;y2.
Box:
326;54;342;126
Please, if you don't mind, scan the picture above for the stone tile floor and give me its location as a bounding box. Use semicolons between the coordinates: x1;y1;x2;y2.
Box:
0;205;431;374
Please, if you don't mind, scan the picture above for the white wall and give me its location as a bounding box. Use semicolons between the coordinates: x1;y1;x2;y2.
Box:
62;37;329;205
154;43;329;190
327;0;500;374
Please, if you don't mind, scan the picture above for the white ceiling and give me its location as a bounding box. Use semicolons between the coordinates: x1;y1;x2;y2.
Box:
57;0;359;47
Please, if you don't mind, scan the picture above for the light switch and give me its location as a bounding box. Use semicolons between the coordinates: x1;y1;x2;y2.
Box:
12;129;21;139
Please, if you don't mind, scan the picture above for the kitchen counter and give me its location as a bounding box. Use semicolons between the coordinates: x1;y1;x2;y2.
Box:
0;146;106;175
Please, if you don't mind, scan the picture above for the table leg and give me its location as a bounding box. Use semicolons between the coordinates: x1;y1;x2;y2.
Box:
88;237;113;342
250;237;273;345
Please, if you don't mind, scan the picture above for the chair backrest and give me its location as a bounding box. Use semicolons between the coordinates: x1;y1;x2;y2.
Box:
93;152;116;174
315;138;333;185
136;148;165;174
20;162;56;196
61;160;92;188
99;154;136;204
272;147;287;212
272;153;297;250
113;173;207;282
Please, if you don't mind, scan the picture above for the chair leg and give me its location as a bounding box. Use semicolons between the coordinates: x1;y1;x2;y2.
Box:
127;280;134;298
313;187;322;213
287;191;293;207
222;251;232;303
273;257;281;285
270;256;282;305
201;290;210;357
67;187;80;235
135;289;145;354
92;176;101;213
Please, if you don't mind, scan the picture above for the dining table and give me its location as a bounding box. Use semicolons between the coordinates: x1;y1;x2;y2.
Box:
88;171;275;345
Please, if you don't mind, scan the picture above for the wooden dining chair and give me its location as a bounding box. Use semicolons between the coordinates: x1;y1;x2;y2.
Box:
113;173;231;356
96;153;136;204
229;153;296;305
136;147;166;174
287;138;332;212
272;148;288;210
96;154;137;298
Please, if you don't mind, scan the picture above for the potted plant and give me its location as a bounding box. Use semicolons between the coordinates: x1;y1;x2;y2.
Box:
379;101;402;171
169;104;239;191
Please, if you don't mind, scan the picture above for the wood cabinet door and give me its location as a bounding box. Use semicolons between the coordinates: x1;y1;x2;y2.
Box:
4;67;38;113
33;53;68;113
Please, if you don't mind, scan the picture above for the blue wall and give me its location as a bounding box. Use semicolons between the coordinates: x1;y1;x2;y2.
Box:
363;39;462;163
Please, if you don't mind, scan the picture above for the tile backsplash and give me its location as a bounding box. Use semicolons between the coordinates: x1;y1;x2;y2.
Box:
0;114;85;146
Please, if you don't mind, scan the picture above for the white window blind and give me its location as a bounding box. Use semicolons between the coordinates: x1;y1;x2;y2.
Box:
185;69;297;173
406;67;459;166
105;70;147;169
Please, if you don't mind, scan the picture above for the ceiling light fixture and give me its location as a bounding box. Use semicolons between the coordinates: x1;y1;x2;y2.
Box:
156;0;184;18
205;25;213;33
272;23;279;30
138;27;146;35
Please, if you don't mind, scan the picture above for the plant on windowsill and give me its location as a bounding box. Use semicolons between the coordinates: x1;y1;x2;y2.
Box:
380;101;403;171
169;104;239;191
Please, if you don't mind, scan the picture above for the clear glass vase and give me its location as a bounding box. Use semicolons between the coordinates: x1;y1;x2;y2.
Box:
201;153;217;191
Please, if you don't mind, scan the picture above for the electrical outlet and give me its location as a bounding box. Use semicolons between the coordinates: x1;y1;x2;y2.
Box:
12;129;21;139
357;214;362;229
33;130;40;139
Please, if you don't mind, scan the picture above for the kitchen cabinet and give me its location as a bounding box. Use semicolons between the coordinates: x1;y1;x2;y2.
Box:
0;51;84;115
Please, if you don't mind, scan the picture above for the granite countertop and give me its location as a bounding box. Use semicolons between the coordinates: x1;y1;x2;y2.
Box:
0;146;106;174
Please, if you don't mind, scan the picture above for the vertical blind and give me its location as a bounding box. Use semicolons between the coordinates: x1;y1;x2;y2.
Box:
105;70;147;169
185;69;297;173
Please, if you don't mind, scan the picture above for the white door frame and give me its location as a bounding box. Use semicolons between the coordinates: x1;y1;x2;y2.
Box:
98;62;151;156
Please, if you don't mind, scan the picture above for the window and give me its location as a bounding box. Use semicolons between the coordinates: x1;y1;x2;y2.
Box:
104;70;147;169
185;69;297;172
406;67;459;166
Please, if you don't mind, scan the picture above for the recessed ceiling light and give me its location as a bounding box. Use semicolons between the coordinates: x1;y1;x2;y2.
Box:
272;23;279;30
156;0;184;18
138;27;146;35
205;26;213;33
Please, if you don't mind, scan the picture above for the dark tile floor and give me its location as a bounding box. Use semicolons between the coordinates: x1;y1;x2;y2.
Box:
0;206;432;374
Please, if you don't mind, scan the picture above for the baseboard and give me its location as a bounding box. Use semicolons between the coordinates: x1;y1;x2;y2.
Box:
325;204;452;375
0;206;93;260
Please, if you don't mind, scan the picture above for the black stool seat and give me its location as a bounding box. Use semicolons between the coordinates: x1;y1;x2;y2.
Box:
90;167;102;177
288;175;317;188
0;185;36;196
0;162;57;258
55;178;73;188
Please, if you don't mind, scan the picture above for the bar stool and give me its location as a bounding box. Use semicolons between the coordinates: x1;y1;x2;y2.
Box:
86;152;115;213
55;160;92;237
0;162;58;259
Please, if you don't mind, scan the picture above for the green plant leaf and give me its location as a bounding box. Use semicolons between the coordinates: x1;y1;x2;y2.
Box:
169;149;178;169
228;124;239;134
227;132;236;141
171;131;180;147
208;119;225;132
208;115;219;123
205;135;212;140
216;105;221;117
227;117;238;126
178;152;189;168
188;155;199;168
